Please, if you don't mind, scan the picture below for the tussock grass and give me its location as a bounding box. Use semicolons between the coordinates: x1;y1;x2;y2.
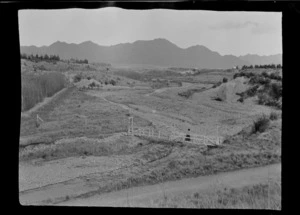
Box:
22;72;66;111
152;182;281;209
19;137;131;161
252;115;270;134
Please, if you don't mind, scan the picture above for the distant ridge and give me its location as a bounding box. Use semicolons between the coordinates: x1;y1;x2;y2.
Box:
20;39;282;69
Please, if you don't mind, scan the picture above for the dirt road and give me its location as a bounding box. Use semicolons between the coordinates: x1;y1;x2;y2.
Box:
58;163;281;207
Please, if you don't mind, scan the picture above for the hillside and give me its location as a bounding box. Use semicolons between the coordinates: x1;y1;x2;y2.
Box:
21;39;282;69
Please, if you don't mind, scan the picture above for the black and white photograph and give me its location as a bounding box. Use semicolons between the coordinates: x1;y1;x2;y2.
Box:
18;6;282;208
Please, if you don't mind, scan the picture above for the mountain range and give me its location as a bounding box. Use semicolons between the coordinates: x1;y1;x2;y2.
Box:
20;38;282;69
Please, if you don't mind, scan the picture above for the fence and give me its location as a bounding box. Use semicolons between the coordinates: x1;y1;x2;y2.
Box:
127;117;222;146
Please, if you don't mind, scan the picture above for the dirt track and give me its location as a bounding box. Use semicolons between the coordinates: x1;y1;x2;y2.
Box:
58;163;281;207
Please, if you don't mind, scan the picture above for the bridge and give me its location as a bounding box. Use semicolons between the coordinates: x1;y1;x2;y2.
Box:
127;117;223;146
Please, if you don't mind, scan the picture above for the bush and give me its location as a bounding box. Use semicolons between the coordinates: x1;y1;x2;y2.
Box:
257;82;282;109
257;93;274;105
249;76;270;85
252;115;270;133
261;71;268;77
223;77;228;83
269;83;282;100
269;73;282;81
233;72;256;79
233;73;240;79
110;79;116;86
178;91;193;98
212;81;222;88
237;97;244;103
73;74;82;83
89;82;96;88
270;112;279;121
246;85;259;97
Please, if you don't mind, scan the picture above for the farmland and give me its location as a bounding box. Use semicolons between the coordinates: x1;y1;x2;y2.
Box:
19;59;281;208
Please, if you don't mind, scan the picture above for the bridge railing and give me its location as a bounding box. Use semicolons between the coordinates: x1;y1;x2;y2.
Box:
128;126;222;146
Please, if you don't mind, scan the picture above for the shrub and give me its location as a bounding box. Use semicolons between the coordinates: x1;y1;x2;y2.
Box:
257;82;282;109
212;81;222;88
252;115;270;133
39;65;47;71
237;97;244;103
258;93;272;105
178;91;193;98
244;72;256;79
270;112;279;121
269;73;282;81
245;85;259;97
223;77;228;83
89;82;96;88
73;74;82;83
233;71;256;79
110;79;116;86
249;76;270;85
269;83;282;100
261;71;269;78
214;97;223;102
233;73;240;79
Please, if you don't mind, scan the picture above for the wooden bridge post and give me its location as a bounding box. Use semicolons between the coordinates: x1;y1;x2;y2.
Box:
128;117;133;136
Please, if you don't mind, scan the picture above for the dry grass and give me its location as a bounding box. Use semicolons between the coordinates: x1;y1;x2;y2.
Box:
19;136;134;162
20;88;151;143
152;181;281;209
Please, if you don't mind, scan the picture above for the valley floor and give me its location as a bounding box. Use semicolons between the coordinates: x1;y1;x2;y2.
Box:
19;73;281;207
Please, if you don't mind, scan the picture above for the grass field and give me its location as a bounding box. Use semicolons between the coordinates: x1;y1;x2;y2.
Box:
152;181;281;209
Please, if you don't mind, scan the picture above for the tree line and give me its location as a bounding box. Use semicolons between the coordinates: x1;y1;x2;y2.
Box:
68;58;89;64
21;53;60;61
241;64;282;70
21;53;89;64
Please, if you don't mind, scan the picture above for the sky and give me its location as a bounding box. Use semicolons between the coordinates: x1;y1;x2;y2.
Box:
19;8;282;56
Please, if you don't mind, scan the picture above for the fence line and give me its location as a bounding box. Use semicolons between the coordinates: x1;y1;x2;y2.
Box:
127;125;222;146
36;114;44;123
